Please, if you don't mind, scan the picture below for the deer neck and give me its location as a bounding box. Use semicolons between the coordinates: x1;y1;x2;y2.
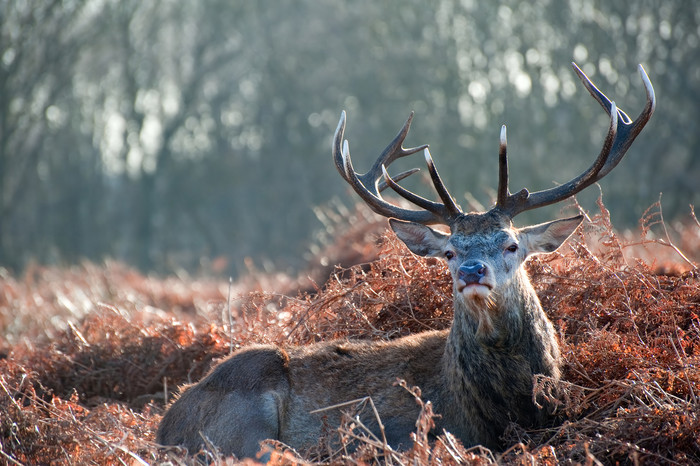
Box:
440;268;559;445
449;268;540;347
443;266;560;391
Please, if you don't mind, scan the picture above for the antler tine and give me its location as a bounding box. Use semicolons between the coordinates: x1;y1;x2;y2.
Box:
333;111;426;187
575;63;655;179
377;168;420;192
380;148;462;221
496;126;514;206
333;111;452;225
363;112;428;188
496;63;655;218
424;148;463;218
381;165;440;212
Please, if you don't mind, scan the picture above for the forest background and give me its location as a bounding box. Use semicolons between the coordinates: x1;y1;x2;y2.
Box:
2;0;697;277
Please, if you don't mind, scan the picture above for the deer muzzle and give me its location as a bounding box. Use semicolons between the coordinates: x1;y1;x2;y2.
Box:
458;261;487;285
457;261;492;299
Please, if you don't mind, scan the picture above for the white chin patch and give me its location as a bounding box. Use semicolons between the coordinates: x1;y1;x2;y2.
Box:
459;284;491;300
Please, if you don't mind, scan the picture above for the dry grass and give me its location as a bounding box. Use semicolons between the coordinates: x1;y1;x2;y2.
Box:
0;200;698;465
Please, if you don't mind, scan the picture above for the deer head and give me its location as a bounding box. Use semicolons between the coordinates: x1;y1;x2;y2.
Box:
333;63;655;334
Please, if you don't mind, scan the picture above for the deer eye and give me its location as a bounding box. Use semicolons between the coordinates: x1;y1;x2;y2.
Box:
506;244;518;253
444;251;455;260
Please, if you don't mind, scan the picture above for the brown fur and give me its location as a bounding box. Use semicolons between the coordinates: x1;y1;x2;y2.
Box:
157;210;580;459
159;69;654;457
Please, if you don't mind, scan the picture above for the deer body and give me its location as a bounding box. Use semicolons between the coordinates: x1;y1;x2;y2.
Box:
158;334;444;457
157;64;655;460
157;212;576;458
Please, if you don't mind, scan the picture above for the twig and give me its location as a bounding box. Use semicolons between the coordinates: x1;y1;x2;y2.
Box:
668;335;698;404
227;276;234;354
437;431;467;463
309;396;371;414
0;376;22;411
690;205;699;229
311;396;397;464
79;424;150;466
584;442;604;466
0;448;24;466
645;195;697;269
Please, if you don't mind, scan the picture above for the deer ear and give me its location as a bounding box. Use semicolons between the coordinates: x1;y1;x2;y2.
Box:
389;219;449;257
520;215;583;255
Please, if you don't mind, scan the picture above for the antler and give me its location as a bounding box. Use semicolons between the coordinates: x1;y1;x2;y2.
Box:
334;64;654;225
333;111;462;225
495;62;656;217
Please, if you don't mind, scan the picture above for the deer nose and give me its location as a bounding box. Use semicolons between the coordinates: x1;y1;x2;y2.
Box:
458;261;487;285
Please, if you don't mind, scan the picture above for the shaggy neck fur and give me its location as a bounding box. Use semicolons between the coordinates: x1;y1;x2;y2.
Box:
441;267;560;448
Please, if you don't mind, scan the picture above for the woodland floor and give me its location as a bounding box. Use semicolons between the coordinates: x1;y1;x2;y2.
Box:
1;201;699;465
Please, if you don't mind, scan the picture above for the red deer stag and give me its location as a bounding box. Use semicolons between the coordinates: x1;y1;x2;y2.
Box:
157;63;654;460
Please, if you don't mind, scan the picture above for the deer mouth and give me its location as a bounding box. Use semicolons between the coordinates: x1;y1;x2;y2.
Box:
457;281;492;299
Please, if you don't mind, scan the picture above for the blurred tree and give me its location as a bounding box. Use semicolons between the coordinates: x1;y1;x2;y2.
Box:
0;1;100;269
0;0;696;276
78;1;258;270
